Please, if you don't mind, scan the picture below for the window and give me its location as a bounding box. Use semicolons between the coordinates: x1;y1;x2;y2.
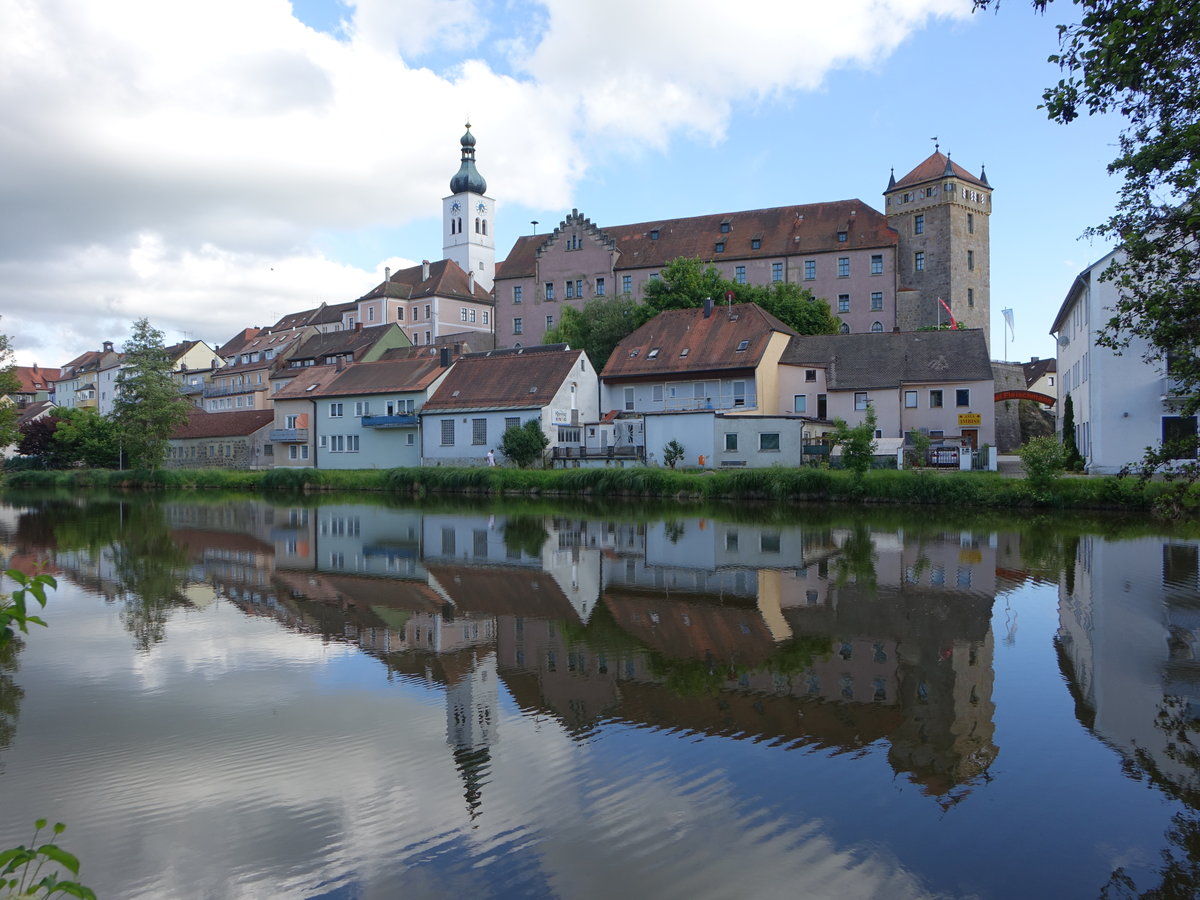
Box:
752;238;762;250
904;390;918;408
759;433;780;451
623;388;634;411
650;272;659;281
804;260;816;280
838;257;850;277
505;416;520;432
871;254;883;275
838;294;850;313
732;381;746;407
871;321;883;332
720;222;730;233
396;306;405;321
914;214;924;235
805;369;817;382
482;310;489;324
472;418;487;445
440;419;455;445
285;414;298;429
575;279;583;298
967;249;975;271
956;389;970;407
622;274;632;294
736;340;749;352
930;389;944;408
772;262;783;282
347;434;359;452
714;242;725;253
652;385;663;402
735;266;746;284
596;277;605;296
967;212;974;234
546;315;554;330
1162;416;1198;459
565;280;575;299
545;282;554;300
288;444;309;460
354;401;370;416
329;402;343;418
425;331;431;345
649;229;659;240
461;308;469;322
425;304;430;319
724;433;738;451
840;323;850;334
793;394;807;413
914;251;925;271
854;392;869;410
837;231;847;242
871;291;883;310
513;317;523;335
329;434;344;452
967;288;975;307
513;285;523;304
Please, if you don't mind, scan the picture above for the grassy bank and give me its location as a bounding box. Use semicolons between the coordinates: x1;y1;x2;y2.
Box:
2;464;1184;512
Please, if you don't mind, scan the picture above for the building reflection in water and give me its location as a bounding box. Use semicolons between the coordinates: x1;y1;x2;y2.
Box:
15;499;1010;803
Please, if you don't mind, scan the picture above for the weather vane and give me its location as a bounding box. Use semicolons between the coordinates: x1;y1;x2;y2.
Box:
931;136;939;153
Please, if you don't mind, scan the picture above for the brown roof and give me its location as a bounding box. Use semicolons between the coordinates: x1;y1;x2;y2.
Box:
424;564;582;620
271;365;346;400
172;408;275;439
601;303;796;380
891;151;988;191
359;259;493;305
266;301;357;333
287;323;405;363
216;328;262;358
1022;357;1057;387
297;353;455;398
497;200;895;279
422;344;583;413
16;400;55;426
12;365;60;393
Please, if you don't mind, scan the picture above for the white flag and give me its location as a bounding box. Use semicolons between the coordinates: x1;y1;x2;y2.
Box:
1002;308;1015;340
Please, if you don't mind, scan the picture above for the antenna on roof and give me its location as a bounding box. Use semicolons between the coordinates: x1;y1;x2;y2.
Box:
931;136;939;153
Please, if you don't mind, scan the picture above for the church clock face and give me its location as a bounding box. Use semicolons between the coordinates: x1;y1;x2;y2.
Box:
451;201;461;213
476;201;487;214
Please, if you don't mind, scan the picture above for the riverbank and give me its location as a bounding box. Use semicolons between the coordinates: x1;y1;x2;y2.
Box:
2;464;1187;514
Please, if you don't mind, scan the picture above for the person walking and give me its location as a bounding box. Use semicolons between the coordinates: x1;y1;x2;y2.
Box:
486;449;496;467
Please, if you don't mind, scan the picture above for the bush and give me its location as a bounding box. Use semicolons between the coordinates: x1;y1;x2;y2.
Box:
1019;436;1067;490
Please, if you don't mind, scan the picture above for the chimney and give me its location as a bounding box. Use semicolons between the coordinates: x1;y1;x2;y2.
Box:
336;356;344;372
1031;356;1039;362
385;266;391;282
439;346;451;368
422;260;430;281
703;296;713;318
468;271;475;293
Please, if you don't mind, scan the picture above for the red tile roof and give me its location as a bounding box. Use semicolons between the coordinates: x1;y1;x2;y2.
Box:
601;303;796;380
497;200;895;279
12;365;60;393
298;353;456;398
172;409;275;439
422;345;583;412
359;258;493;304
891;151;988;190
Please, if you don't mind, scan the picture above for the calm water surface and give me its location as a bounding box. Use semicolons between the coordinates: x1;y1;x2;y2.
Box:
0;492;1197;899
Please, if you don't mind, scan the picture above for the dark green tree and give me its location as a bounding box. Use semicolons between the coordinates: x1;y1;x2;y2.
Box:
829;406;878;477
642;257;731;314
112;318;189;470
544;296;643;371
974;0;1200;488
1060;392;1085;470
51;408;120;468
739;281;841;335
0;324;20;450
499;419;550;468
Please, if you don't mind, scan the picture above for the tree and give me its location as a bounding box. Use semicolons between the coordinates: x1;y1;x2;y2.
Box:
16;416;59;465
499;419;549;468
829;406;878;476
0;323;20;451
51;408;120;469
642;257;730;314
544;296;643;371
112;318;189;470
1060;392;1085;470
662;439;685;469
1019;434;1067;490
974;1;1200;470
739;281;842;335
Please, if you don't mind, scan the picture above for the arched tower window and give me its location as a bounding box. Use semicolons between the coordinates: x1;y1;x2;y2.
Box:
482;219;488;236
475;217;480;234
871;321;883;333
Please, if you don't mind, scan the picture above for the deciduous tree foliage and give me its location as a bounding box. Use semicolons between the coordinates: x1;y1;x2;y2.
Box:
499;419;549;468
0;324;20;450
112;318;189;470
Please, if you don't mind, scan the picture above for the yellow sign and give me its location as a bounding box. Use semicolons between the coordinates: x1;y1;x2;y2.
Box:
958;413;982;427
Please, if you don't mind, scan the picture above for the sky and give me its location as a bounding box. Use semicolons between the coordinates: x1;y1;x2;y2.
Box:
1;0;1126;371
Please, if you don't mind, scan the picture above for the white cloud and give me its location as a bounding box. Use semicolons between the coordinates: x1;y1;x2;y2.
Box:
0;0;971;367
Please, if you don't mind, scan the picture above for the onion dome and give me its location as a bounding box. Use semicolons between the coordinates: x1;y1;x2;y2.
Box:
449;123;487;195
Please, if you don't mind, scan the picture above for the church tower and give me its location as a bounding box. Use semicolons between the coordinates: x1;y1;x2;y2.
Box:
443;124;495;291
885;149;992;348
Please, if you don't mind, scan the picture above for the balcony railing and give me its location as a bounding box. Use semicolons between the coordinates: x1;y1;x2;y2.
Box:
203;383;264;398
269;428;308;443
361;414;418;428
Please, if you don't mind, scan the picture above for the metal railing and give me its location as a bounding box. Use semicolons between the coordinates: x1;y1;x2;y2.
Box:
361;414;418;428
269;428;308;443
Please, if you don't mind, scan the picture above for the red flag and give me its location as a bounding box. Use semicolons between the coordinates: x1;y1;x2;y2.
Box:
937;297;958;329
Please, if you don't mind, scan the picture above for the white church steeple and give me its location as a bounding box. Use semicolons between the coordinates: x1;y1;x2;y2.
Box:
443;124;495;291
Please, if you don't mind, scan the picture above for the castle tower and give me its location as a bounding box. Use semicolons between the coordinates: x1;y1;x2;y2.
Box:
885;150;992;348
443;124;495;291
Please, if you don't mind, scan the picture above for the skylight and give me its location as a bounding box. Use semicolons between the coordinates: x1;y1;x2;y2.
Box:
736;340;750;352
648;348;660;359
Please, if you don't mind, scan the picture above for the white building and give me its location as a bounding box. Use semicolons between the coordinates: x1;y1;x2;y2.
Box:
1051;250;1198;473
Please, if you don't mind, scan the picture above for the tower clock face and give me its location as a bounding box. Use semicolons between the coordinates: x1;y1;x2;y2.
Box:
476;201;487;214
451;201;461;213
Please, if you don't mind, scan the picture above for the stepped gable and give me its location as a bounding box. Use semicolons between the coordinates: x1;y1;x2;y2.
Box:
422;344;580;412
781;329;993;390
172;408;274;439
891;151;988;190
602;302;796;380
497;199;894;278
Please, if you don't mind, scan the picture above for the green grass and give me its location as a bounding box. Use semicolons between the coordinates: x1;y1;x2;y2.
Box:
0;464;1177;513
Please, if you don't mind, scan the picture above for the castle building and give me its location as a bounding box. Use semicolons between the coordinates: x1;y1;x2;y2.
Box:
884;150;992;345
443;124;496;292
491;147;993;351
